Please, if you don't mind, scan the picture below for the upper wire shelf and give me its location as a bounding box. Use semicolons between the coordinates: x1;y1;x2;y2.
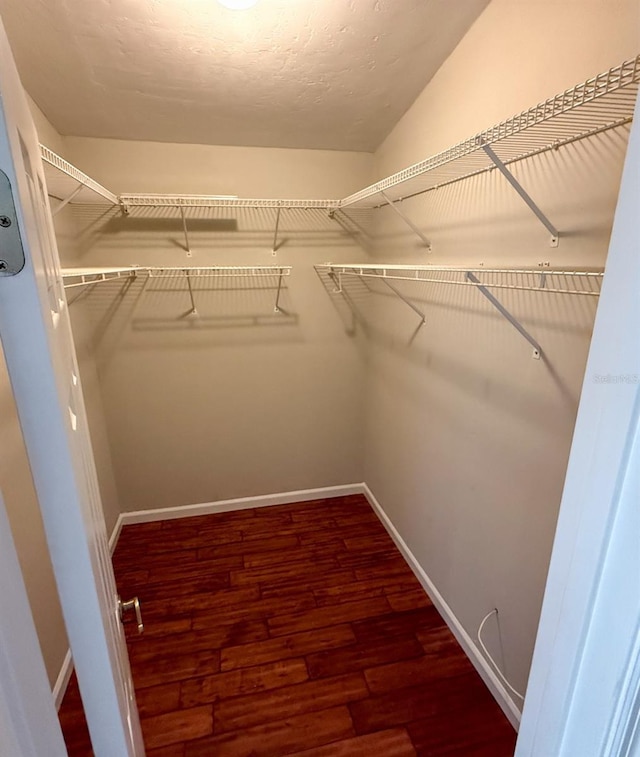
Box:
119;195;339;210
61;266;140;289
41;55;639;242
144;265;292;277
41;146;118;206
339;55;640;209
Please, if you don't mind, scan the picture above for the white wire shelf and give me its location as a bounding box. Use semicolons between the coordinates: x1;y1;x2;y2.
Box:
41;55;638;254
40;146;118;207
144;265;292;277
40;148;338;212
61;267;141;289
62;265;293;314
62;265;291;288
120;195;339;210
317;263;604;359
316;263;604;297
339;55;640;209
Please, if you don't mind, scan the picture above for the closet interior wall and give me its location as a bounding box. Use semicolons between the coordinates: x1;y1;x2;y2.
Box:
61;138;373;512
7;0;638;721
356;0;640;706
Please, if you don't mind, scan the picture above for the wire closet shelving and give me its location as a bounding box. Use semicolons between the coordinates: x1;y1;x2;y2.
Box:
46;55;637;331
61;265;292;287
41;55;639;223
316;263;605;360
41;146;118;211
339;56;640;210
317;264;604;297
61;265;292;314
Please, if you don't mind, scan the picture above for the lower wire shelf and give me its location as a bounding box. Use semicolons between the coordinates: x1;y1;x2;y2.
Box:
316;263;604;360
61;265;293;315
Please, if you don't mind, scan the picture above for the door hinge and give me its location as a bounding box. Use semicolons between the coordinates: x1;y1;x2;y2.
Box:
0;169;25;276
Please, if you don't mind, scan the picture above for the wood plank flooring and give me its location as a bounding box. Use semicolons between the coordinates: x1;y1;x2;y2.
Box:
58;495;517;755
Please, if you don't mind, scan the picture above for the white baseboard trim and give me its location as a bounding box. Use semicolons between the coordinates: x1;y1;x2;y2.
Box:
361;482;522;730
108;513;124;555
52;649;73;711
119;484;363;526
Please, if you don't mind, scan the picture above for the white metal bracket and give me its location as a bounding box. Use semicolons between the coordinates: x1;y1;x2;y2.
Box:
184;268;197;315
328;271;358;336
179;207;192;257
480;142;559;247
466;271;542;359
380;191;431;250
272;207;282;256
53;182;84;217
328;209;372;247
379;277;426;329
274;267;285;312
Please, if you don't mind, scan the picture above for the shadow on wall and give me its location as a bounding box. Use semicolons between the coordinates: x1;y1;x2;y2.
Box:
339;126;631;266
315;265;600;427
67;268;300;367
69;204;363;259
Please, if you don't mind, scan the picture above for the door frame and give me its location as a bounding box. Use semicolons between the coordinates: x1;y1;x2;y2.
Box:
515;100;640;754
0;488;68;757
0;17;143;756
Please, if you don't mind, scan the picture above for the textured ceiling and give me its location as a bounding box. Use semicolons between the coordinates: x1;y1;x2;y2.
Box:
0;0;489;151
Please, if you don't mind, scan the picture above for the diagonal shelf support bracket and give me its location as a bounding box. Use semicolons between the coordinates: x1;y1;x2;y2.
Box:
272;207;282;256
480;143;559;247
467;272;542;360
379;277;426;328
184;268;197;315
328;271;358;336
380;191;431;250
179;207;192;257
328;209;372;248
274;267;285;312
53;182;84;217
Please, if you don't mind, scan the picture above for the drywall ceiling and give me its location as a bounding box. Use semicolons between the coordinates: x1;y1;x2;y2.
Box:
0;0;489;151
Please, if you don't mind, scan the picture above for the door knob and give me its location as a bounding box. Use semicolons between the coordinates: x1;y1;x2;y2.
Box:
118;596;144;634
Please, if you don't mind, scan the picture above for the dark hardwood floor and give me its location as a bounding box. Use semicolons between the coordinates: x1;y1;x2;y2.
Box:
58;495;517;756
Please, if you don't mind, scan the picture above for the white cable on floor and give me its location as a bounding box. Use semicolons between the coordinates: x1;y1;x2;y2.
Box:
477;608;525;701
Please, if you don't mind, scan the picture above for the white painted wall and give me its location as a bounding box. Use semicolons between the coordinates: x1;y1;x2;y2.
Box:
63;137;373;511
361;0;639;707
